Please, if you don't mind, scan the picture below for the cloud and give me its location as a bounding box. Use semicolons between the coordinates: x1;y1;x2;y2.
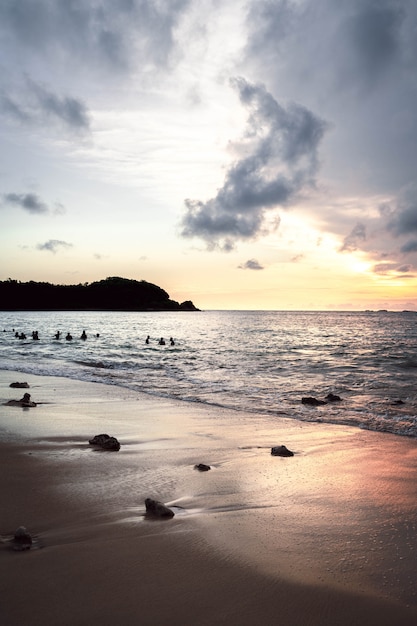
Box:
340;222;367;252
242;0;417;269
388;203;417;236
3;192;48;214
238;258;264;270
0;0;190;75
373;262;415;278
28;80;90;131
0;80;90;133
37;240;73;254
181;77;327;250
3;192;66;215
291;254;304;263
401;240;417;253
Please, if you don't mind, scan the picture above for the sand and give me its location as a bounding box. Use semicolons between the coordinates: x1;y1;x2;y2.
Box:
1;369;417;625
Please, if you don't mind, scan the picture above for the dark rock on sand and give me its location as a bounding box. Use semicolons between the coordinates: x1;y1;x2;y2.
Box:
271;445;294;457
9;382;30;388
6;393;36;407
194;463;211;471
145;498;175;519
326;393;342;402
89;433;121;451
13;526;32;551
302;396;327;406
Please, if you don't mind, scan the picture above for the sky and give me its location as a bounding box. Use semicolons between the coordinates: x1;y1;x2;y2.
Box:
1;0;417;310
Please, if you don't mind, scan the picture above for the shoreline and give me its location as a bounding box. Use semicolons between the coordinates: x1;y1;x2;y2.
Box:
1;370;417;625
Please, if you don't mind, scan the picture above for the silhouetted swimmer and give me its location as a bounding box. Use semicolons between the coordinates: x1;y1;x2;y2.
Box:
96;333;100;338
32;331;39;340
170;337;175;346
55;331;61;339
19;333;26;340
6;393;36;407
66;332;73;341
158;337;166;345
80;330;87;340
15;332;19;338
145;335;150;344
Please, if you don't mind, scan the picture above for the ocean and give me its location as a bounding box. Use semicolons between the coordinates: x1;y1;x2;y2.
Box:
1;309;417;438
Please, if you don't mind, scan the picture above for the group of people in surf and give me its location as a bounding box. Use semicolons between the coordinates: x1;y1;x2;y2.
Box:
145;335;175;346
11;329;99;341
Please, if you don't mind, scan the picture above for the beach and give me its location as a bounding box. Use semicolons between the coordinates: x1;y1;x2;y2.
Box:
1;370;417;625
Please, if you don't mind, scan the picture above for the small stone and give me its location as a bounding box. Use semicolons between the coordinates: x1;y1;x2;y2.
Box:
13;526;32;551
145;498;175;519
89;434;120;451
271;445;294;457
101;436;120;451
194;463;211;471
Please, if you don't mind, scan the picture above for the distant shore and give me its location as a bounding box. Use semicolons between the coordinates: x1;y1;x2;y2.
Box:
1;370;417;625
0;277;200;311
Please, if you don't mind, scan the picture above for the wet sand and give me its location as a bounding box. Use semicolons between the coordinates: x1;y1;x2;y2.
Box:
1;370;417;625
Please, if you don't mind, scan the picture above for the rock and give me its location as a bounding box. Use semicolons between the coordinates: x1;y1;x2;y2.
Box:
13;526;32;551
88;433;120;451
271;445;294;457
302;396;327;406
194;463;211;471
101;436;120;451
326;393;342;402
9;382;30;388
145;498;175;519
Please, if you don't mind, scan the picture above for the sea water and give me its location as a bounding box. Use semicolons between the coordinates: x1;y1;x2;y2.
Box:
1;309;416;437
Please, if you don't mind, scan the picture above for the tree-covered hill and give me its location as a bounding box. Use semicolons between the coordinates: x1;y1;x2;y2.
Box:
0;277;200;311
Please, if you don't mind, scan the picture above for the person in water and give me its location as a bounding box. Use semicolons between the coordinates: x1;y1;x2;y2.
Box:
158;337;166;345
145;335;150;344
80;330;87;340
66;332;73;341
170;337;175;346
55;331;61;339
6;393;37;407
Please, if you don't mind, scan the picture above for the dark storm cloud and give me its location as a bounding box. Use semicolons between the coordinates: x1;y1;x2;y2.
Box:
3;192;48;214
37;240;73;254
181;77;327;250
238;259;264;270
0;0;189;73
